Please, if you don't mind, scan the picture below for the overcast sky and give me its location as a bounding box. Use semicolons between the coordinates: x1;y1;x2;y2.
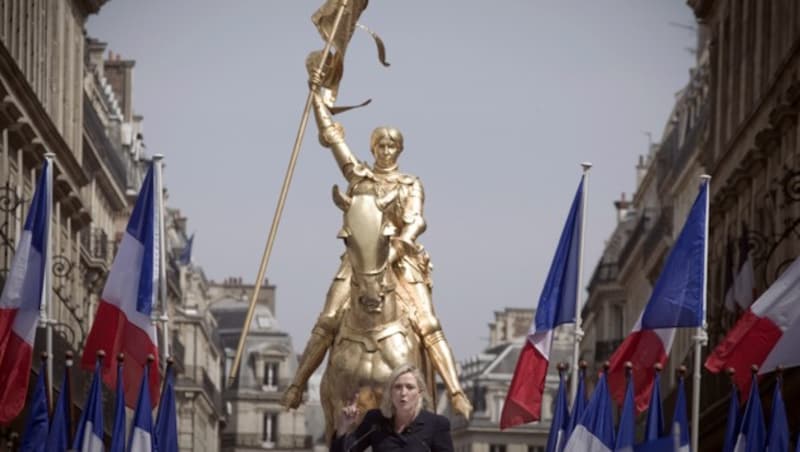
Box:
87;1;697;361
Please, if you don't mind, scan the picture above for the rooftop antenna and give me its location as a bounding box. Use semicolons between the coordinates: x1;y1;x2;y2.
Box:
669;22;698;56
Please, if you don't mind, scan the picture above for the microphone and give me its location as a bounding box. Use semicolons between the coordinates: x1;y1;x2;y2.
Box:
346;424;377;452
410;434;431;452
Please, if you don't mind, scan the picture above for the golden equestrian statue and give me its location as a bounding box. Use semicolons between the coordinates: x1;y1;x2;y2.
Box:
280;1;472;440
280;84;473;436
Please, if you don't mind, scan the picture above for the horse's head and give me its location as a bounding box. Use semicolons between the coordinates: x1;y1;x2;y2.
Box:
333;182;398;314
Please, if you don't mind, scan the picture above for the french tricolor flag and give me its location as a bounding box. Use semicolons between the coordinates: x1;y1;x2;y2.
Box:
129;359;156;452
562;371;615;452
73;354;105;452
81;162;161;407
0;160;51;423
706;254;800;393
607;180;708;412
500;177;584;429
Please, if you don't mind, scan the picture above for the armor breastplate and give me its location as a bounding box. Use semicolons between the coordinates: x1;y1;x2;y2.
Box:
348;170;410;230
336;314;414;352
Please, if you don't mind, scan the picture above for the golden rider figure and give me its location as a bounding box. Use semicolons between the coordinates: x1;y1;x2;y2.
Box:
281;77;472;419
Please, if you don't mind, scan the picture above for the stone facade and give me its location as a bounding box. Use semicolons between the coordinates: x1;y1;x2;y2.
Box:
582;29;710;385
0;0;155;447
209;278;312;452
582;0;800;447
0;2;314;451
688;0;800;447
167;209;224;452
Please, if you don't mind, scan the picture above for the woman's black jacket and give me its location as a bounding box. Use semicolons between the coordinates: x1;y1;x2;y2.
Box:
330;409;454;452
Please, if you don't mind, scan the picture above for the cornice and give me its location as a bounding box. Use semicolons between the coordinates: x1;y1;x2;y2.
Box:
73;0;109;17
0;40;89;188
687;0;714;21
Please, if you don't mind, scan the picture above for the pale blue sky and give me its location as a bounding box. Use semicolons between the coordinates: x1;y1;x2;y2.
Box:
88;1;697;360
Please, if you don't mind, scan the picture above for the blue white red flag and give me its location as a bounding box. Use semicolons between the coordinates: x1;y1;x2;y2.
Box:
734;372;765;452
706;255;800;394
766;375;789;452
722;378;740;452
501;177;584;429
724;223;755;310
155;363;179;452
563;372;615;452
0;160;50;422
45;362;72;451
608;181;708;412
643;369;665;441
615;370;635;452
671;375;690;452
565;366;587;437
82;162;161;407
129;360;156;452
110;357;127;452
19;363;48;452
73;355;105;452
545;367;569;452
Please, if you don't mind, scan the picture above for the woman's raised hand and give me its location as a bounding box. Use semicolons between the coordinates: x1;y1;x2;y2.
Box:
337;393;360;435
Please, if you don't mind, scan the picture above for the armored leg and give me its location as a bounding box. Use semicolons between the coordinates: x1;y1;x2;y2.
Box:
406;282;473;419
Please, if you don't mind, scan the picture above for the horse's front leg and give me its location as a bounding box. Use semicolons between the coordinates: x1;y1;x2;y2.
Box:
283;276;349;408
282;326;334;409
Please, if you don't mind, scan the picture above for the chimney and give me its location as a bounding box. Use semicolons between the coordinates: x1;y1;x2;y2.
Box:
635;155;648;188
87;38;107;77
614;192;631;223
104;53;136;121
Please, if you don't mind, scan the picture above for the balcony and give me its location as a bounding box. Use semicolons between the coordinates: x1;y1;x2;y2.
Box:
642;208;673;261
221;433;312;450
172;332;186;373
672;103;708;178
594;339;623;363
656;129;679;193
83;94;128;189
616;210;653;271
179;365;223;415
202;368;222;411
588;262;618;290
80;227;109;263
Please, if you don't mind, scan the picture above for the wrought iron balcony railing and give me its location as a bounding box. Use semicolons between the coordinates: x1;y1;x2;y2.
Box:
80;226;109;262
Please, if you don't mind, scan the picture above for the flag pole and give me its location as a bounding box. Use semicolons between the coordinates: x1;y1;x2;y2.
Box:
41;352;51;418
154;154;170;365
43;152;54;412
691;174;711;452
228;0;351;387
65;351;74;445
570;162;591;403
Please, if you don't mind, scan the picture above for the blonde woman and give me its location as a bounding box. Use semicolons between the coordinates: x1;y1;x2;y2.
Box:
331;364;454;452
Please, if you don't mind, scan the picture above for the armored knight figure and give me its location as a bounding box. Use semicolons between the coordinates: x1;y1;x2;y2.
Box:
281;81;472;421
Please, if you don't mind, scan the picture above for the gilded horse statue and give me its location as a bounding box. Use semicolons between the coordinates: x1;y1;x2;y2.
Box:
321;180;428;436
282;83;471;442
279;2;470;440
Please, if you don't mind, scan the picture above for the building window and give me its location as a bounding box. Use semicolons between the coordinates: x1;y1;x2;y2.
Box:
489;445;506;452
263;362;279;390
610;304;624;340
493;397;504;423
262;412;278;446
471;385;487;413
